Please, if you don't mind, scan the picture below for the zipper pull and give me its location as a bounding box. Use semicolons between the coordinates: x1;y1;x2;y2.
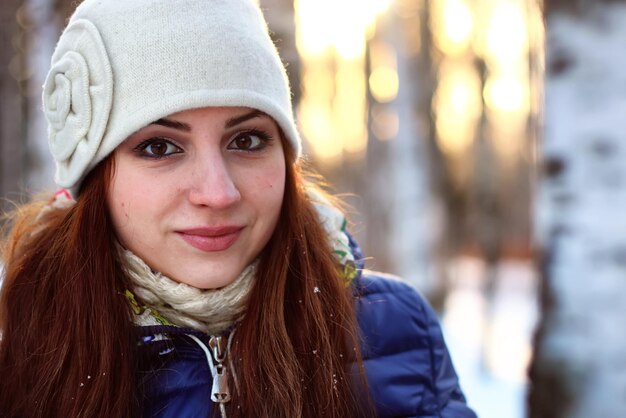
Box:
209;336;231;403
209;335;227;361
211;363;231;403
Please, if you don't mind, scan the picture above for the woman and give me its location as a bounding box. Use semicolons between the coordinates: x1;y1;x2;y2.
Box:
0;0;476;417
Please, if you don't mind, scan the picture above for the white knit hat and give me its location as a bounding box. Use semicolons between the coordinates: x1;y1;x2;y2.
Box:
43;0;301;196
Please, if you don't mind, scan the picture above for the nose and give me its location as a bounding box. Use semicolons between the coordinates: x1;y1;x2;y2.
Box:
188;154;241;209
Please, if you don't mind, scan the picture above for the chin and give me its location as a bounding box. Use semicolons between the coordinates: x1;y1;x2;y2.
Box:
168;258;250;289
180;272;239;290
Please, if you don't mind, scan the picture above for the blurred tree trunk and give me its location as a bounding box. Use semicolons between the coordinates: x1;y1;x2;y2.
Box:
0;0;26;210
0;0;76;208
529;1;626;417
360;1;434;292
259;0;300;106
23;0;75;192
406;0;451;306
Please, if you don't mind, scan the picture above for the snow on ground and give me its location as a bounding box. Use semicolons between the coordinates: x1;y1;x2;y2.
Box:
441;256;539;418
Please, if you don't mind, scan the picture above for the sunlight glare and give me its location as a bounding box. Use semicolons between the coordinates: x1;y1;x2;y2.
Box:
295;0;334;57
434;64;482;155
298;101;342;162
370;68;399;103
296;0;391;163
433;0;474;56
484;74;528;114
369;41;398;103
335;65;367;154
485;2;527;62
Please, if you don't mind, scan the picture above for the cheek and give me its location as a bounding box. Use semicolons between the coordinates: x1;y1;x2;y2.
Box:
255;166;285;204
108;165;150;233
261;175;280;190
240;168;285;230
108;180;132;234
110;164;158;213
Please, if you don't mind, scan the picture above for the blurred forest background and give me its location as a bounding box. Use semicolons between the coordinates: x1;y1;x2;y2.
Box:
0;0;545;417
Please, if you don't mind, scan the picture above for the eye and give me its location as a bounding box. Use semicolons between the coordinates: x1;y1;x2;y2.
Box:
135;138;182;158
227;130;271;151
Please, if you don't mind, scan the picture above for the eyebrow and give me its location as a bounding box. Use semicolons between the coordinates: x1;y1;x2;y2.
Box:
225;109;266;128
151;118;191;132
151;109;267;132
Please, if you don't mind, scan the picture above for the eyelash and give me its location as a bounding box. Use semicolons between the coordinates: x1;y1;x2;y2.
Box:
132;129;274;159
134;137;182;159
228;129;274;152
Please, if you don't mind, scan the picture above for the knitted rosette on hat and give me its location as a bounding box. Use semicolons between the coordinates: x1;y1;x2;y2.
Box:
43;0;302;196
43;19;113;190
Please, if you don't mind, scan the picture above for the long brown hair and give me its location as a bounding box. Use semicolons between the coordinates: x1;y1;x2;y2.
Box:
0;149;369;417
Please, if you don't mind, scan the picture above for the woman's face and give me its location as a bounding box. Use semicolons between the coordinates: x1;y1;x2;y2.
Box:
108;106;286;289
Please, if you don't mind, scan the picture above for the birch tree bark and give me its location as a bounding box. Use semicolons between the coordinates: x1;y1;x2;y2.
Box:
530;1;626;417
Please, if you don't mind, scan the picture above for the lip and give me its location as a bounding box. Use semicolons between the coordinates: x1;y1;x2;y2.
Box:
175;226;243;252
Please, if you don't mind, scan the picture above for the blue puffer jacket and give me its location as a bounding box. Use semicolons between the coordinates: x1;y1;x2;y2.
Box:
136;269;476;417
355;271;475;417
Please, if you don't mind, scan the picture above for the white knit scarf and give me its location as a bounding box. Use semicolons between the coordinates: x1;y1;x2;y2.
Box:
119;248;256;336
